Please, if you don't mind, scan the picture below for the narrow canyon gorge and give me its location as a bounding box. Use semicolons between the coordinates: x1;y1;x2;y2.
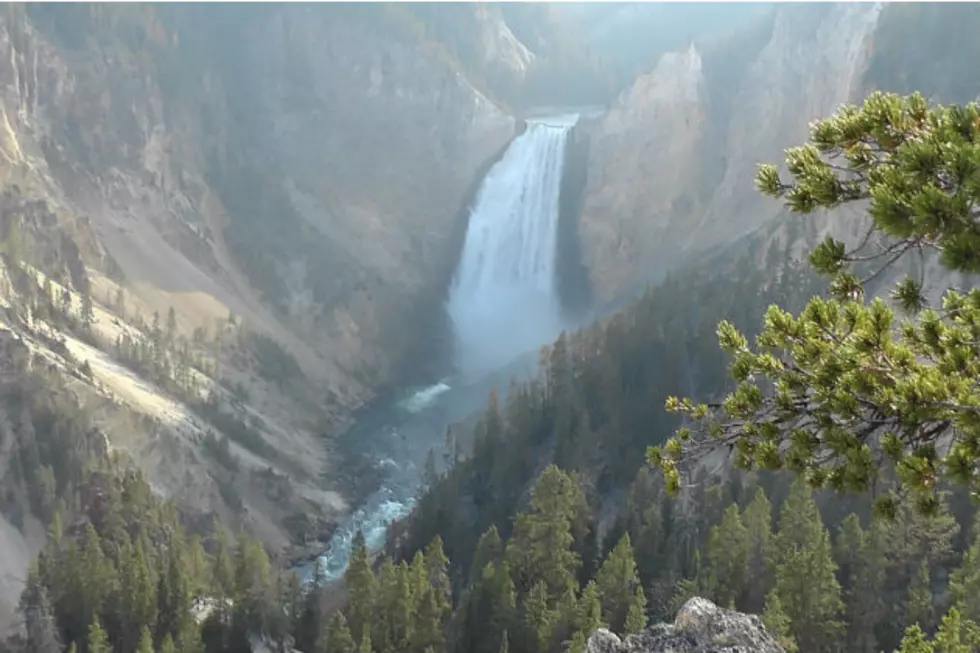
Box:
1;4;978;647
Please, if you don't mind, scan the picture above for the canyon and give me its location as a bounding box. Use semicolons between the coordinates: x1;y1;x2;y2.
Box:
0;0;974;634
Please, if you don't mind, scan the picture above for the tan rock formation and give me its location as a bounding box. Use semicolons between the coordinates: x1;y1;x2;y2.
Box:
579;4;884;302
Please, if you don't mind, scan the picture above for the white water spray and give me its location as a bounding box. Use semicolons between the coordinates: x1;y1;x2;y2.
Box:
447;114;578;378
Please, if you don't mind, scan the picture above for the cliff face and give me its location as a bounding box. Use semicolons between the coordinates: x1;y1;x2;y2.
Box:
12;5;514;409
576;43;706;301
578;3;884;302
0;4;514;452
0;4;516;628
206;6;516;396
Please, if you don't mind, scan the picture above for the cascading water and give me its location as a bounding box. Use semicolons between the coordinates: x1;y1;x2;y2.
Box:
307;114;578;583
447;114;578;379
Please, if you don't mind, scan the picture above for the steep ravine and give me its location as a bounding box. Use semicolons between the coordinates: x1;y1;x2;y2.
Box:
0;4;521;628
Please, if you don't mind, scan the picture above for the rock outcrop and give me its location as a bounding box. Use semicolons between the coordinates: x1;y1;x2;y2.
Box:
587;598;785;653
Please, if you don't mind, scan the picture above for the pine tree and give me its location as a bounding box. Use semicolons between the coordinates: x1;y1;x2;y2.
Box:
568;581;604;653
413;587;444;653
160;633;177;653
668;550;705;616
74;523;113;645
835;514;866;593
505;465;584;601
933;607;980;652
594;533;644;633
346;530;377;645
61;287;71;319
376;559;414;653
422;536;451;618
705;504;749;610
176;618;205;653
422;449;439;490
741;487;773;613
906;559;934;633
358;630;372;653
762;590;798;653
621;468;666;591
949;521;980;622
521;582;556;653
880;494;959;650
20;565;61;653
211;526;236;599
484;562;517;653
469;526;504;585
624;586;647;635
771;479;824;567
231;534;275;645
846;517;889;653
296;561;328;653
318;612;356;653
772;524;844;653
898;625;934;653
653;92;980;508
87;618;110;653
137;626;154;653
118;536;157;652
158;532;192;644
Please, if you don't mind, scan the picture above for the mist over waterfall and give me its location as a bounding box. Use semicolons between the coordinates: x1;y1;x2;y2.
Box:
448;115;579;378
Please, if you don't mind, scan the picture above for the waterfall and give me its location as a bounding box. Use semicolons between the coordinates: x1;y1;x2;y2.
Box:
305;114;578;584
447;114;579;378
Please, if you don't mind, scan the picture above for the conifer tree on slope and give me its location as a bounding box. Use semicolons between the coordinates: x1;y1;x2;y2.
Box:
835;513;888;653
136;626;154;653
704;504;749;610
898;607;980;653
741;487;773;613
345;530;377;645
567;581;604;653
318;612;356;653
651;92;980;515
906;558;935;633
505;465;584;601
87;618;110;653
879;493;958;650
770;480;844;653
20;564;61;653
593;533;646;634
762;590;798;653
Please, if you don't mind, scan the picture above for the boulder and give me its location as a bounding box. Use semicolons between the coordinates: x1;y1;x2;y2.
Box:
587;597;785;653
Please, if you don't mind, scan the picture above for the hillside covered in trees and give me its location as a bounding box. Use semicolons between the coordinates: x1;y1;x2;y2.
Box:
10;88;980;653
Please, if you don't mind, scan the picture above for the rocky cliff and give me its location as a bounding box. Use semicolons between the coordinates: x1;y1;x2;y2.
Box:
578;3;884;302
0;3;518;629
588;598;785;653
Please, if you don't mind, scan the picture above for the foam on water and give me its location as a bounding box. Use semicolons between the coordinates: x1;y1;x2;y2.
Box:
398;381;452;413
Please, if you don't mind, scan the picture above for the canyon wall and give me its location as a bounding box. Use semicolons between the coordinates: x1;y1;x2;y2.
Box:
0;4;519;627
577;3;885;302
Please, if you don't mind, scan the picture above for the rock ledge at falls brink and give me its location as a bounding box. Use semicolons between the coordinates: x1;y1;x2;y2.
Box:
587;598;785;653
